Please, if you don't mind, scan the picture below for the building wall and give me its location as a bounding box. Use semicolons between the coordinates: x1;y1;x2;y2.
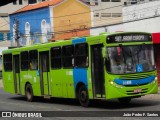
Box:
10;7;51;46
0;0;46;15
90;23;123;35
0;1;28;15
0;17;9;32
53;0;91;38
123;0;160;32
90;27;106;36
91;0;125;27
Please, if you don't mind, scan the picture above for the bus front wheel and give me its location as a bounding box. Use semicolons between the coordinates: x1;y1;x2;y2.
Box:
118;97;131;104
25;84;34;102
78;85;89;107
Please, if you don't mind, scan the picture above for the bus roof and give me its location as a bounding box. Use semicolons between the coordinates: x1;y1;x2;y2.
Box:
2;31;151;54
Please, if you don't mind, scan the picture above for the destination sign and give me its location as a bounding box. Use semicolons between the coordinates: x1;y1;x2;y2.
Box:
107;34;151;43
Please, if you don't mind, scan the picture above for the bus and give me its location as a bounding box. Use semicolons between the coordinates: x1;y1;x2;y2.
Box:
2;32;158;107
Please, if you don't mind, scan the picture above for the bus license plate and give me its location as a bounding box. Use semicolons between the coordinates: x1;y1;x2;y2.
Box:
134;89;142;93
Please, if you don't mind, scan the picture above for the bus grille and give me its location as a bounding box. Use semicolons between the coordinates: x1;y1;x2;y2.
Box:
119;73;151;80
126;88;148;95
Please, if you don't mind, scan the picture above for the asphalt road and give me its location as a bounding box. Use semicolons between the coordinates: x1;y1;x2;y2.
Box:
0;80;160;120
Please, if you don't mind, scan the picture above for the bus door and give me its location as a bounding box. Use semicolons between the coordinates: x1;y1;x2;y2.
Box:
91;44;105;98
39;51;50;95
13;55;20;94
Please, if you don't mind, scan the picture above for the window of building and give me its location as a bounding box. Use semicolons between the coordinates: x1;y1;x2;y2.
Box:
101;0;110;2
29;50;38;70
94;13;99;17
111;0;121;2
41;19;47;43
19;0;23;5
25;22;31;45
7;33;10;40
112;13;122;17
62;45;74;68
0;33;4;41
28;0;37;4
13;1;17;5
75;43;88;68
3;54;12;71
25;22;30;35
21;51;29;71
51;47;61;69
101;13;111;17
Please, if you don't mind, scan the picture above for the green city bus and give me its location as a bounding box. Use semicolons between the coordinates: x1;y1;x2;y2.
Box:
2;32;158;107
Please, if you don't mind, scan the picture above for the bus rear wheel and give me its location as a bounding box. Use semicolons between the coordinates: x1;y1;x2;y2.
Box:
25;84;34;102
78;85;89;107
118;98;131;104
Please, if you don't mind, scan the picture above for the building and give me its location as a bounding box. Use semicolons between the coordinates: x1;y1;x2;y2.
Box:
0;0;47;42
81;0;126;27
10;0;91;46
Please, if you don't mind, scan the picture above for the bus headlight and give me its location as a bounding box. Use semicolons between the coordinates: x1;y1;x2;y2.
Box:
155;77;158;80
110;81;114;85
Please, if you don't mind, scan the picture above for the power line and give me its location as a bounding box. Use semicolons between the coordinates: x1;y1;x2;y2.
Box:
12;4;123;21
12;2;160;23
2;2;160;37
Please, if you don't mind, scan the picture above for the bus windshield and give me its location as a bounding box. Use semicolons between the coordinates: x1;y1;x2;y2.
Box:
106;44;155;74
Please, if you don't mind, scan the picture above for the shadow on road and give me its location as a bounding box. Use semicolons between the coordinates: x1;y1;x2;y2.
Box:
9;95;160;110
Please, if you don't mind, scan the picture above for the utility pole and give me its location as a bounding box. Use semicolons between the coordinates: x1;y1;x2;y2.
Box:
14;19;20;47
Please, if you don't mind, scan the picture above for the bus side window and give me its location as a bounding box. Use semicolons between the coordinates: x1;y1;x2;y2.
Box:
29;50;38;70
21;51;29;71
51;46;61;69
75;43;88;68
3;54;12;71
62;45;74;68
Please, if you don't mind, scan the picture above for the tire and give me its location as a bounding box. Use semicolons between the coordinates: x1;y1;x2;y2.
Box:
25;84;34;102
78;85;90;107
118;97;131;104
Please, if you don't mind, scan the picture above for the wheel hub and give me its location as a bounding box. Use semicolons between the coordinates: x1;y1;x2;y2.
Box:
80;91;87;102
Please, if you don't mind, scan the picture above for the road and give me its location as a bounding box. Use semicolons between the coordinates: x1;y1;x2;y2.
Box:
0;80;160;120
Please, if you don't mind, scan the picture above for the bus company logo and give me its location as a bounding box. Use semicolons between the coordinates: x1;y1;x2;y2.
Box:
2;112;11;117
1;112;42;118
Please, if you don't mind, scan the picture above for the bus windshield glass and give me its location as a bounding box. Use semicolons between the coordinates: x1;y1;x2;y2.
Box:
106;44;155;74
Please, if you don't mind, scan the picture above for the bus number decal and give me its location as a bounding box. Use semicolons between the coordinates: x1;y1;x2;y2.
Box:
123;80;132;85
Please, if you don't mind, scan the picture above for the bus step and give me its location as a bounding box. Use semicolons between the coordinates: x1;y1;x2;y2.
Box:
43;95;51;99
